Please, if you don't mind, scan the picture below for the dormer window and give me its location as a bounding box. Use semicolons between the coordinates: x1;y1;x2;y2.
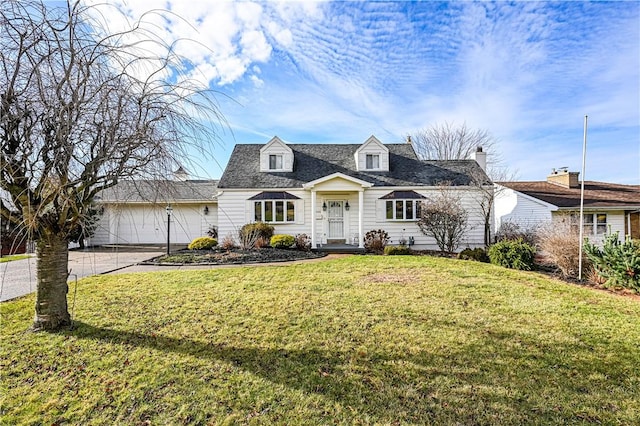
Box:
260;136;294;172
355;136;389;171
269;154;283;170
366;154;380;170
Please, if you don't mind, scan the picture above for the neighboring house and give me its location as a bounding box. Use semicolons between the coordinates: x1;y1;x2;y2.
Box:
216;136;491;250
88;177;218;246
495;169;640;243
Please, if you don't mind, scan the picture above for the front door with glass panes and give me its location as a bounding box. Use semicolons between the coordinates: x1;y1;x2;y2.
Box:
327;200;344;239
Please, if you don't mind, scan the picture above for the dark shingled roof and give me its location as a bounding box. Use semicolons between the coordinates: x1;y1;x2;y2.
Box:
498;181;640;209
380;190;427;199
218;144;489;188
96;180;218;203
248;191;300;200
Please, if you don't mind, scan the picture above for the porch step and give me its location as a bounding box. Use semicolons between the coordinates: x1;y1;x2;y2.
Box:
315;244;365;254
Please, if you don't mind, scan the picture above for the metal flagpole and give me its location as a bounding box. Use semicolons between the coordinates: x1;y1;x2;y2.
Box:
578;115;588;281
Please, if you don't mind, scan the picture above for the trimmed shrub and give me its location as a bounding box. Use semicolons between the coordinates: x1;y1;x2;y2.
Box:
270;234;295;249
295;233;311;251
384;245;412;255
239;222;275;249
188;236;217;250
488;238;536;270
584;233;640;292
364;229;389;254
458;248;489;262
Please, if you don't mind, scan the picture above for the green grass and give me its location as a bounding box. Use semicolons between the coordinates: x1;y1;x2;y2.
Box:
2;256;639;425
0;254;30;263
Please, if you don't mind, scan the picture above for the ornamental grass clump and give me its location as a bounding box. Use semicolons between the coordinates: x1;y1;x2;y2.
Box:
239;222;274;249
584;232;640;292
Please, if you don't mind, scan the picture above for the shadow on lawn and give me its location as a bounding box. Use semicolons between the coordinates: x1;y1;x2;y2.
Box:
64;320;634;424
67;321;434;421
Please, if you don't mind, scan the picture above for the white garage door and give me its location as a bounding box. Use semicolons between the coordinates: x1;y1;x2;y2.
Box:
113;205;205;244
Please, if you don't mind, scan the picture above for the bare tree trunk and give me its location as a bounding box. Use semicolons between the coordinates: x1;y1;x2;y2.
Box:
33;233;71;331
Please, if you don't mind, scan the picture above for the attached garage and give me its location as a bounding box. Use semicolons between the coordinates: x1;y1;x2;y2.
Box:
89;179;218;246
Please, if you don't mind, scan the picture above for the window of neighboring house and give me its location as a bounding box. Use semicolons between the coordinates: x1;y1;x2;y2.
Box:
269;154;283;170
577;213;607;235
386;200;421;221
365;154;380;169
254;200;295;223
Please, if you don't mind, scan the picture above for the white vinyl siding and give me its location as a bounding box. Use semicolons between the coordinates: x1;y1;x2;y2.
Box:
369;187;486;250
218;190;308;239
494;185;554;230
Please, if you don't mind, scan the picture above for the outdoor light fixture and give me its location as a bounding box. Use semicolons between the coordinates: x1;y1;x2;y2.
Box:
203;206;209;215
166;204;173;256
322;201;327;211
345;201;350;211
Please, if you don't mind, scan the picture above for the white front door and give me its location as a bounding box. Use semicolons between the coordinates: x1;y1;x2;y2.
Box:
327;200;344;239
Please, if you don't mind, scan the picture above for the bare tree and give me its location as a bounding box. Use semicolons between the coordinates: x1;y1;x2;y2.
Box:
417;185;468;253
409;121;499;163
0;1;223;330
408;121;510;246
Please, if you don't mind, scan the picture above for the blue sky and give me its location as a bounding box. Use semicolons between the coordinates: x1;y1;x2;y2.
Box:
88;1;639;183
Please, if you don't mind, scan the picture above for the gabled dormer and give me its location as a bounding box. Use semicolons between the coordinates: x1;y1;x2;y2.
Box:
260;136;294;172
354;135;389;171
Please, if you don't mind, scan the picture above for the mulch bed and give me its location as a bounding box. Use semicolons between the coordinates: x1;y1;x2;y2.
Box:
145;247;326;265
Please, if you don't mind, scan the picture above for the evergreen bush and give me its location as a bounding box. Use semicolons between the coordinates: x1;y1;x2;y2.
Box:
188;236;217;250
583;233;640;292
384;245;412;255
458;248;489;262
488;238;536;270
270;234;295;249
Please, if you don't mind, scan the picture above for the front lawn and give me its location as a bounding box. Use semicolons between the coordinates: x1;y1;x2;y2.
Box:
2;256;639;425
0;254;30;263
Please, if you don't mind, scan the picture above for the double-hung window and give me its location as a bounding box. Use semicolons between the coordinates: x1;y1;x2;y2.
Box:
365;154;380;169
582;213;607;235
269;154;283;170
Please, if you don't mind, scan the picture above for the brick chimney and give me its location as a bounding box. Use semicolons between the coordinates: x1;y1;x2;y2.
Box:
547;168;579;188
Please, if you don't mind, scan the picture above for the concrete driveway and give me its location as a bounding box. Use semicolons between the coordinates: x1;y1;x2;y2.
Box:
0;247;163;302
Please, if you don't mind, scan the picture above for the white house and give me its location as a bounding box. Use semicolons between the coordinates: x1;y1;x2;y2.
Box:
88;135;492;251
215;136;492;250
495;168;640;243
